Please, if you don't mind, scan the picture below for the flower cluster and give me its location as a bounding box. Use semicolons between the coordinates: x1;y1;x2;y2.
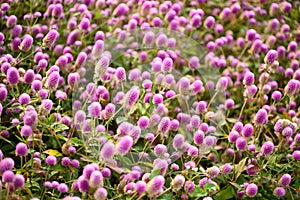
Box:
0;0;299;199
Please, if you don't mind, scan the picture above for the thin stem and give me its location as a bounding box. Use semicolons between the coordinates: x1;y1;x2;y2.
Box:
238;99;247;121
207;91;219;109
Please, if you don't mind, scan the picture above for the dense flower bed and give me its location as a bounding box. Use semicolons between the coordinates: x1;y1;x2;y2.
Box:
0;0;299;199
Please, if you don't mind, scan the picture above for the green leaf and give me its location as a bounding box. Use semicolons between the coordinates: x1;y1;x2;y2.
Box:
157;193;172;200
149;168;161;180
116;117;127;124
43;149;62;157
189;186;207;198
214;186;235;200
204;183;216;191
51;123;69;132
235;157;247;180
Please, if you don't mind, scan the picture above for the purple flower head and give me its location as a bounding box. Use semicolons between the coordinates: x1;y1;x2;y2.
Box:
88;102;102;117
279;174;291;186
2;170;14;182
101;141;114;160
254;109;268;125
171;175;185;191
94;187;107;200
0;158;14;173
216;77;229;92
7;67;19;85
236;137;247;150
158;117;171;133
146;175;165;196
16;142;28;157
261;141;274;156
13;174;24;189
89;170;103;188
245;183;258;197
20;34;33;52
116;136;133;155
173;134;185;150
46;155;57;165
206;166;220;178
115;67;126;81
292;150;300;160
274;187;286;197
124;86;140;108
264;49;278;64
46;71;60;89
43;30;59;48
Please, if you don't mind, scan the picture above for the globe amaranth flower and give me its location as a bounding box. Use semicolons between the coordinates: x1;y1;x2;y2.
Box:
100;141;114;160
261;141;274;156
146;175;165;197
43;29;59;48
274;187;286;197
116;136;133;156
16;142;28;157
246;183;258;197
279;174;291;186
94;187;107;200
171;175;185;191
19;34;33;52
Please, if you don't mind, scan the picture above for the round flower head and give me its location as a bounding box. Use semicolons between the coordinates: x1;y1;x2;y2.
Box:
21;125;32;137
92;40;105;59
13;174;25;189
220;163;232;174
236;137;247;150
88;102;102;117
7;67;19;85
18;93;30;105
115;67;126;81
271;91;282;100
279;174;291;186
204;16;215;29
94;187;107;200
100;141;114;160
156;34;168;47
162;57;173;72
173;134;185;150
43;30;59;48
261;141;274;156
216;77;229;92
137;116;150;130
46;71;60;89
243;71;255;86
146;175;165;196
171;175;185;191
101;168;111;178
154;144;167;157
254;109;268;125
284;79;299;96
57;183;68;193
274;187;286;197
124;86;140;108
242;124;254;138
228;130;239;143
6;15;17;28
89;170;103;188
46;155;57;165
264;49;278;64
78;176;89;192
20;34;33;52
16;142;28;157
79;18;90;31
2;170;14;182
194;130;205;145
292;150;300;160
143;31;155;45
74;110;86;123
152;94;163;104
158;117;170;133
0;158;14;173
116;136;133;155
246;183;258;197
206;166;220;178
